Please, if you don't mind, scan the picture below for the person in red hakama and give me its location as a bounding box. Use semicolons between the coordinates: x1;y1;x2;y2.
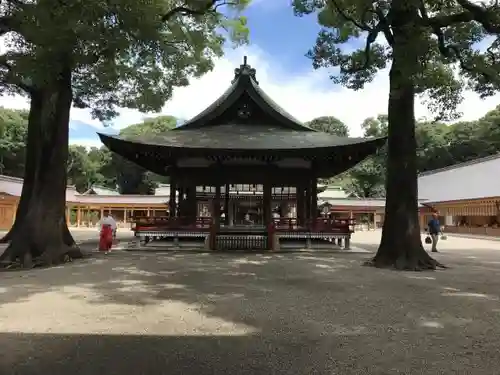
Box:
98;212;116;254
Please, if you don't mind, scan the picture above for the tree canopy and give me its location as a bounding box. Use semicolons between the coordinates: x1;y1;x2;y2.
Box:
293;0;500;120
306;116;349;136
1;0;250;118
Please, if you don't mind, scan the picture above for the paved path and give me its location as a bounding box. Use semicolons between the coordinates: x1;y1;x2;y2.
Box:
2;231;500;374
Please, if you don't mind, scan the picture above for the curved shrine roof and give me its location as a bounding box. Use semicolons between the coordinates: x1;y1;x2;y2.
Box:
99;125;385;151
98;57;387;178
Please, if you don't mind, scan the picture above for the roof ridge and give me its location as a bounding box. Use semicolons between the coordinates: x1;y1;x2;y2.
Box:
418;152;500;177
176;57;311;131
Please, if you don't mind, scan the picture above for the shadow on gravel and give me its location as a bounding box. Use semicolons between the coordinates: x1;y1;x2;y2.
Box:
1;328;500;375
0;332;329;375
0;331;404;375
3;245;500;374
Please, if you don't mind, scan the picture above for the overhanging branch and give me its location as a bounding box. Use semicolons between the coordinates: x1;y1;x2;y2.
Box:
0;53;33;94
86;1;232;72
327;0;391;72
456;0;500;33
0;16;19;37
329;0;371;31
345;26;381;73
161;0;233;22
425;11;474;28
420;0;498;84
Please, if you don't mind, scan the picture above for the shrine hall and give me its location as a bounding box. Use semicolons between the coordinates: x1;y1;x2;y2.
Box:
98;57;386;251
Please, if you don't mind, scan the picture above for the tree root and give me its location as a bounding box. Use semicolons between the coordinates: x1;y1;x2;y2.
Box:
0;244;83;270
364;252;447;271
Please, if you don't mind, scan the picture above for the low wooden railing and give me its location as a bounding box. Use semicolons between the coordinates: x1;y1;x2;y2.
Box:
133;216;354;234
444;225;500;237
272;217;355;233
133;216;213;231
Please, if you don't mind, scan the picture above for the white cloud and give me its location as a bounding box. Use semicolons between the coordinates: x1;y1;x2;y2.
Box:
0;44;498;139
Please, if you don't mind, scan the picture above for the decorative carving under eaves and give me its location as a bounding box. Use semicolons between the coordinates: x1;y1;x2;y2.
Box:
237;103;252;119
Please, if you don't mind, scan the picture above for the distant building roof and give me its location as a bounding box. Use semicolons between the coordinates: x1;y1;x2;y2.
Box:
83;185;120;195
320;198;386;208
317;186;350;200
418;153;500;203
0;174;80;202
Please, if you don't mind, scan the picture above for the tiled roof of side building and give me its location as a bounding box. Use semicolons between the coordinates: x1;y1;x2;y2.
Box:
83;185;120;195
76;194;169;205
0;174;80;201
418;153;500;203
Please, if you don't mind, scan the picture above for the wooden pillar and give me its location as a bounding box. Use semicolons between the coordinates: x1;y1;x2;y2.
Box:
124;208;128;226
296;185;305;226
76;207;81;227
12;202;17;224
169;175;177;217
185;184;196;224
66;206;71;226
263;182;272;227
224;183;230;225
310;178;318;221
305;182;311;226
214;184;221;227
177;185;185;218
100;208;104;218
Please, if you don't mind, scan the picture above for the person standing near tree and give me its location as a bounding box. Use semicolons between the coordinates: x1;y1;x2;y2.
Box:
98;212;116;254
427;212;441;253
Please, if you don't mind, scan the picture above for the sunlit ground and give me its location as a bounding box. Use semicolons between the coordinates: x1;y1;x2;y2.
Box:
1;231;500;374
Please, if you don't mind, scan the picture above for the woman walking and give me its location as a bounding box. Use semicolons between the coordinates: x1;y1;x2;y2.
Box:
98;212;116;254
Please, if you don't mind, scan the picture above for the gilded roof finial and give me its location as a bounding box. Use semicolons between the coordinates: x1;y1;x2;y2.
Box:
232;55;258;84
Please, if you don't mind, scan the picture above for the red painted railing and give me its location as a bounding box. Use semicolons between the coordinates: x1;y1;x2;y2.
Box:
272;217;355;233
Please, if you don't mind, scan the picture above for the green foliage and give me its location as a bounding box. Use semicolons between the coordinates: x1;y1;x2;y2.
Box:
343;115;388;197
1;0;250;120
0;107;28;177
293;0;500;120
113;115;178;194
306;116;349;136
67;145;115;192
341;105;500;197
120;115;177;136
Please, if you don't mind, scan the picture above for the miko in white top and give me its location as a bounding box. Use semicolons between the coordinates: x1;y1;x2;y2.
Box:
98;214;117;231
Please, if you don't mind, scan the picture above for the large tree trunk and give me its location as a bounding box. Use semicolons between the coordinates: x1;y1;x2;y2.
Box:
0;66;81;267
368;4;444;271
0;94;75;246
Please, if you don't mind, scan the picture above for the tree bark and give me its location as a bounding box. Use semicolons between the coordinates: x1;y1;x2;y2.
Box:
0;66;81;267
368;3;444;271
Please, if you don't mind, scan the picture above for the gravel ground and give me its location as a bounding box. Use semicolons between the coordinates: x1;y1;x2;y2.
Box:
1;232;500;374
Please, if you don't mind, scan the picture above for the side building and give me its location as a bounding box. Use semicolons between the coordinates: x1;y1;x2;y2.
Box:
418;153;500;236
